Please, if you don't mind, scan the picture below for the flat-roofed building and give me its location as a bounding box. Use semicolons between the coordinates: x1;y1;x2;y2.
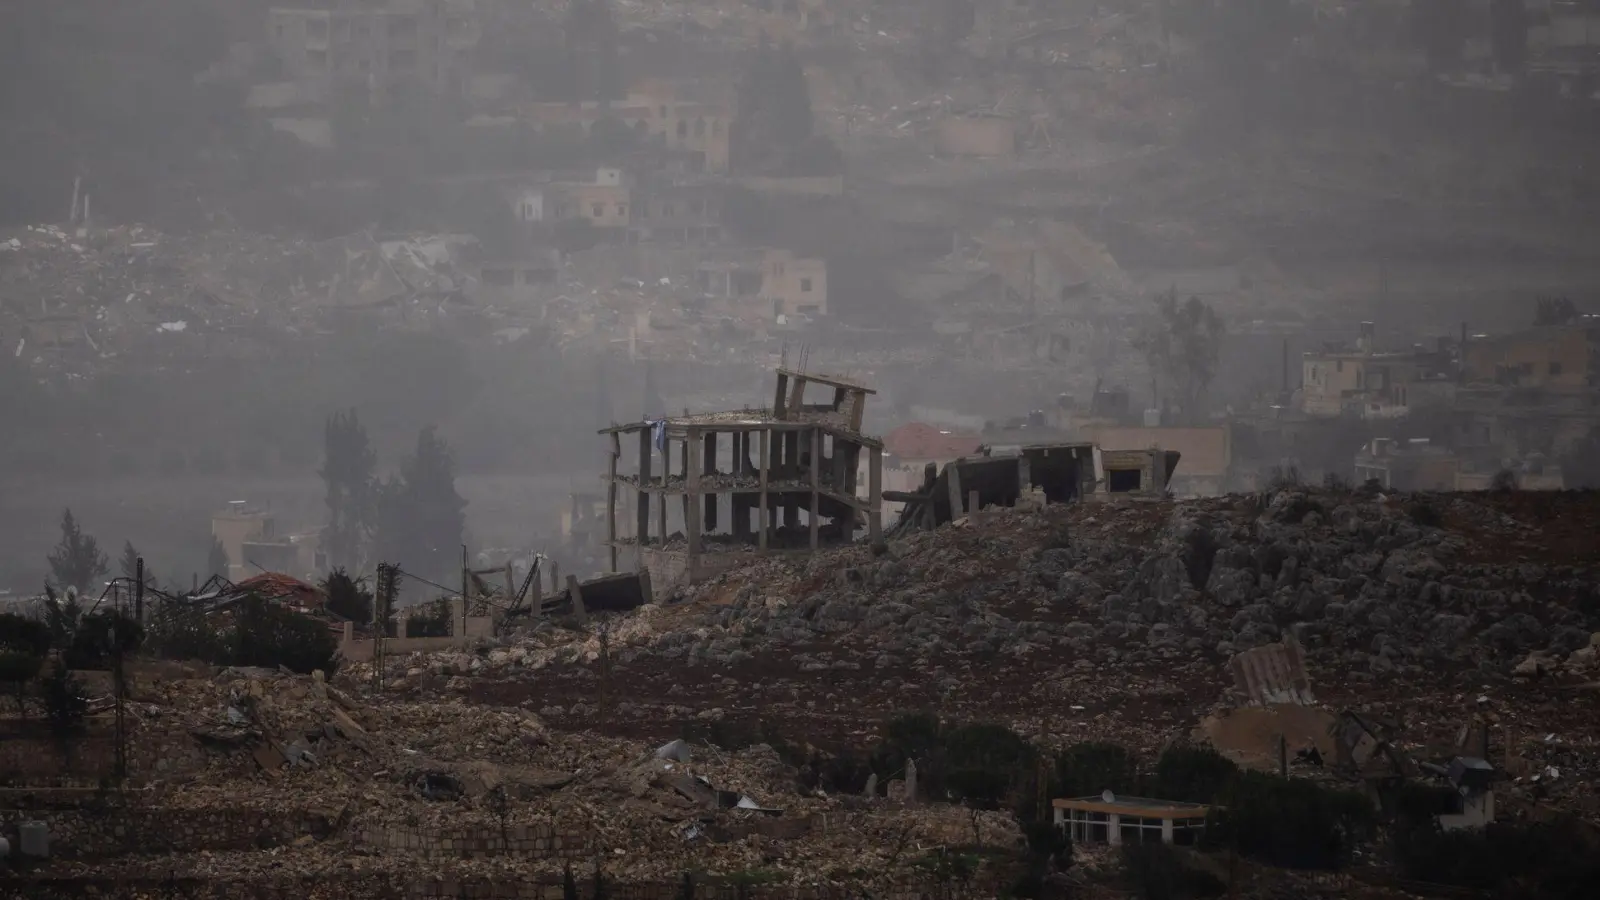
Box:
1053;792;1211;847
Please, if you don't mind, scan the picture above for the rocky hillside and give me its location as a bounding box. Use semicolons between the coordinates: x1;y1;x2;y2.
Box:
348;490;1600;818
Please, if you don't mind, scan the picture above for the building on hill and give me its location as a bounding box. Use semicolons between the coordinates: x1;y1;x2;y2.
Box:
598;367;882;599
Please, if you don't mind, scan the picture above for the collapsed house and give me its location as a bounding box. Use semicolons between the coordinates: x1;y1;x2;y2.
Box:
600;367;885;599
885;444;1178;534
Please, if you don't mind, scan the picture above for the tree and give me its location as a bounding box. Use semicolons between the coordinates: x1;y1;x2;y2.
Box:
42;585;84;651
227;596;338;675
405;598;453;638
41;663;88;735
47;509;109;594
1053;742;1140;799
1534;296;1579;327
64;611;144;671
1134;291;1225;422
321;409;378;571
562;864;579;900
0;613;51;718
563;0;621;103
208;536;230;581
320;568;374;624
730;39;840;176
1561;425;1600;489
373;427;467;585
118;541;156;590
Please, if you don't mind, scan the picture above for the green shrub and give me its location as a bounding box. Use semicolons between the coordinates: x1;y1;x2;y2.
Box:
62;611;144;670
1052;741;1140;799
228;596;338;675
405;598;453;638
145;602;228;663
1205;771;1373;870
1122;842;1226;900
145;596;336;675
41;664;88;734
1152;744;1239;804
1394;817;1600;896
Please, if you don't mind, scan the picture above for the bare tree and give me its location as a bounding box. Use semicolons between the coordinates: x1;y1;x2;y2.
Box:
1133;290;1225;422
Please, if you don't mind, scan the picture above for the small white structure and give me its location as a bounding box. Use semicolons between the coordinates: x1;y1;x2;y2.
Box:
1438;757;1496;831
1053;791;1210;847
509;186;545;223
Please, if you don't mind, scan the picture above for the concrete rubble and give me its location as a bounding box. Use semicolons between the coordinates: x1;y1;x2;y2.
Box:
337;488;1600;823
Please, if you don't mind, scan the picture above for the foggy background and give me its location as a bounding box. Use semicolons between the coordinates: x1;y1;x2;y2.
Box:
4;0;1598;590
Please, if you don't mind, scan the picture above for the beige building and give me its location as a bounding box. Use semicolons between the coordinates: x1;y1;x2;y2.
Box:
1081;425;1233;496
550;169;632;230
211;502;323;582
761;249;827;318
1300;324;1444;419
937;115;1017;157
1462;324;1598;391
267;0;479;97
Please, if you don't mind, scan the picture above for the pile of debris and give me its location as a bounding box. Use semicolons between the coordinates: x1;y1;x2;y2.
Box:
64;665;1025;889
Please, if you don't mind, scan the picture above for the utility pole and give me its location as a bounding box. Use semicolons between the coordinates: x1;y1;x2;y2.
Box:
460;544;469;636
135;557;145;623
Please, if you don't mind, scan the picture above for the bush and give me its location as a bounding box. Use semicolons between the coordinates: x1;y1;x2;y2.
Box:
145;602;228;663
41;664;88;734
0;613;51;717
62;611;144;670
321;568;374;623
1152;744;1239;804
228;596;338;675
1388;781;1461;827
1407;500;1443;528
405;598;453;638
867;715;1038;810
1205;771;1374;870
1122;843;1226;900
1394;816;1600;897
1052;742;1140;799
145;596;337;675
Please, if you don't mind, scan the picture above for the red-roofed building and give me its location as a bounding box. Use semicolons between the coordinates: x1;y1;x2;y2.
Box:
235;573;324;611
884;423;984;461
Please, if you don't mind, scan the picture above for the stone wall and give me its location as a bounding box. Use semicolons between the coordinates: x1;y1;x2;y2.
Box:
17;873;1008;900
353;821;590;861
0;805;341;858
0;721;209;784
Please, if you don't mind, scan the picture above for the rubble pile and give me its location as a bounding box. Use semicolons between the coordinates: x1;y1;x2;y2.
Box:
392;489;1600;685
0;223;478;370
54;667;1021;890
344;490;1600;820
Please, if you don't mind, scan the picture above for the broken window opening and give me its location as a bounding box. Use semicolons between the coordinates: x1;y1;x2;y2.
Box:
1107;468;1143;493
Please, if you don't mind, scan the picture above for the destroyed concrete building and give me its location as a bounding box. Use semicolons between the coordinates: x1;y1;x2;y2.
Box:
600;367;883;598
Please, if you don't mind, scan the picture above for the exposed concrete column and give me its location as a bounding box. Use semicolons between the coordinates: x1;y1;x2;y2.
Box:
772;372;789;417
947;460;965;519
686;427;702;580
607;432;620;572
788;375;807;413
636;428;652;566
703;430;718;533
1108;814;1122;847
783;430;800;528
758;428;770;553
1161;817;1174;844
868;445;883;544
809;427;821;551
